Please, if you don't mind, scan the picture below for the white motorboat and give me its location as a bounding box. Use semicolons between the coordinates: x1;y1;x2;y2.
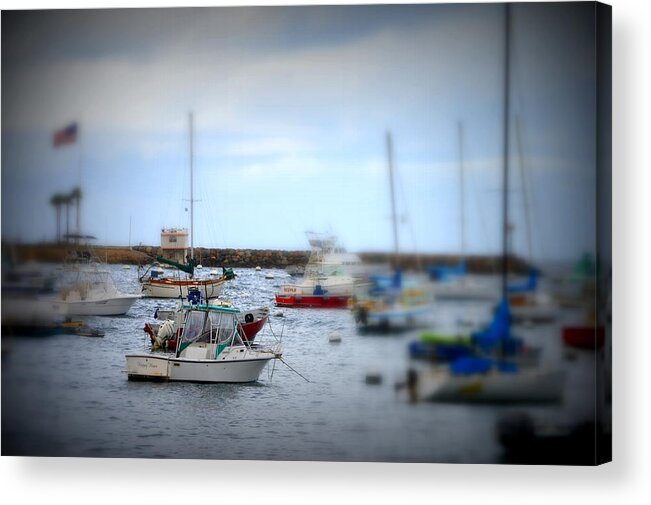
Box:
127;305;281;383
54;265;140;316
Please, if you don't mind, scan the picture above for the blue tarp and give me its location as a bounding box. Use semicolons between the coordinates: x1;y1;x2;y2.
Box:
471;298;512;352
408;341;472;361
427;261;467;282
313;284;327;295
507;268;539;293
450;356;493;375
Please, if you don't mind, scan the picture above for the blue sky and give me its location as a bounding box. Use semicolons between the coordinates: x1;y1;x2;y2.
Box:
2;3;599;261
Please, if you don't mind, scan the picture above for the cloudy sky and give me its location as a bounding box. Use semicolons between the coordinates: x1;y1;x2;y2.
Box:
2;3;599;261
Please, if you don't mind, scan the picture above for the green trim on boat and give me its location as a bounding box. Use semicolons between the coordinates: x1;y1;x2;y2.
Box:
420;332;472;345
181;304;241;313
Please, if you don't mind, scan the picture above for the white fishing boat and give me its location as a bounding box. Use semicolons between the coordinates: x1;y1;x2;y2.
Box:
126;305;281;383
275;232;369;308
54;265;140;316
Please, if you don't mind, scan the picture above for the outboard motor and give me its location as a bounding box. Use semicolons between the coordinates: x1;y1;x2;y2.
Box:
188;287;202;306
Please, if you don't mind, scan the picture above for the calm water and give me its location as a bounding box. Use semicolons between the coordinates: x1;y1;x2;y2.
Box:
2;266;600;462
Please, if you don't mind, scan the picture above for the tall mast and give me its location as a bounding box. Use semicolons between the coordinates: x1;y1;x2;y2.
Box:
386;131;400;268
189;112;194;261
515;114;534;264
458;121;466;262
501;3;512;299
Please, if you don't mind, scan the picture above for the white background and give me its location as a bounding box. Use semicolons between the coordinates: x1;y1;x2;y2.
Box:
1;0;649;502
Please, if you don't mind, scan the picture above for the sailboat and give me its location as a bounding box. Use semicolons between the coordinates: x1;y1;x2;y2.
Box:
140;113;234;299
350;133;434;333
428;122;499;302
411;4;564;403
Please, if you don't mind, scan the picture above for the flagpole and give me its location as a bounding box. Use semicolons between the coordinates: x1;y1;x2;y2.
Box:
77;123;83;239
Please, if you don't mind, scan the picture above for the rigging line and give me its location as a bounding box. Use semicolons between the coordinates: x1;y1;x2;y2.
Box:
279;358;311;383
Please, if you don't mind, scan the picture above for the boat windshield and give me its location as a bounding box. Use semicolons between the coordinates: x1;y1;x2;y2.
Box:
178;309;244;355
208;311;243;346
177;310;208;353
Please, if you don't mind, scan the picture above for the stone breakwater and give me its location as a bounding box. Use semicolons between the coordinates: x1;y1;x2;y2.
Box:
7;243;531;274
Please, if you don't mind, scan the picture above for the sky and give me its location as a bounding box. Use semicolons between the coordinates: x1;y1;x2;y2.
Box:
2;3;600;262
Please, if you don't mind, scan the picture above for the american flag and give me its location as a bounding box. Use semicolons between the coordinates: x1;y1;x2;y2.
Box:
53;122;78;147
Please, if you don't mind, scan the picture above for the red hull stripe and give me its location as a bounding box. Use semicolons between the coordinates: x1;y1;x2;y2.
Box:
146;278;227;287
275;295;350;309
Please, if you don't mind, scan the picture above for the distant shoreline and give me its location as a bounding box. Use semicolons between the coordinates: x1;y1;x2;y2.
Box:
4;242;531;274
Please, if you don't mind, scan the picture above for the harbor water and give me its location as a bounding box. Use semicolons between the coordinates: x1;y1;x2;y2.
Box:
2;265;602;462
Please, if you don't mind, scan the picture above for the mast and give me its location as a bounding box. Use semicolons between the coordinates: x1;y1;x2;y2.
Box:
501;3;512;299
515;114;534;264
458;121;466;264
386;131;399;268
189;112;194;261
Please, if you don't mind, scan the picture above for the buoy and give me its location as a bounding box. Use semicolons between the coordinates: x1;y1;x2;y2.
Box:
328;332;342;343
365;370;382;385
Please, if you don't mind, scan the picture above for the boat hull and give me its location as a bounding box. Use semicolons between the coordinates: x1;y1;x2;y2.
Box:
417;368;565;404
126;353;274;383
54;295;140;316
168;355;273;383
141;278;227;298
562;326;605;349
353;304;434;332
126;354;170;381
275;294;350;308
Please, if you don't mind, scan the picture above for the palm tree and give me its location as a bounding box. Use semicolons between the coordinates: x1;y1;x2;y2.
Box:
63;193;73;242
49;193;66;243
70;186;82;235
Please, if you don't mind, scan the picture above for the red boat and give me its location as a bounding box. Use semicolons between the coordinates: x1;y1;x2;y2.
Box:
144;306;269;351
562;326;605;350
274;294;350;309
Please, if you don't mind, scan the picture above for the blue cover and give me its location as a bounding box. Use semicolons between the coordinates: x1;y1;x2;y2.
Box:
507;268;539;293
392;270;402;288
313;284;327;296
450;356;493;375
408;341;472;361
496;361;519;373
187;288;202;305
471;298;512;352
427;260;467;282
